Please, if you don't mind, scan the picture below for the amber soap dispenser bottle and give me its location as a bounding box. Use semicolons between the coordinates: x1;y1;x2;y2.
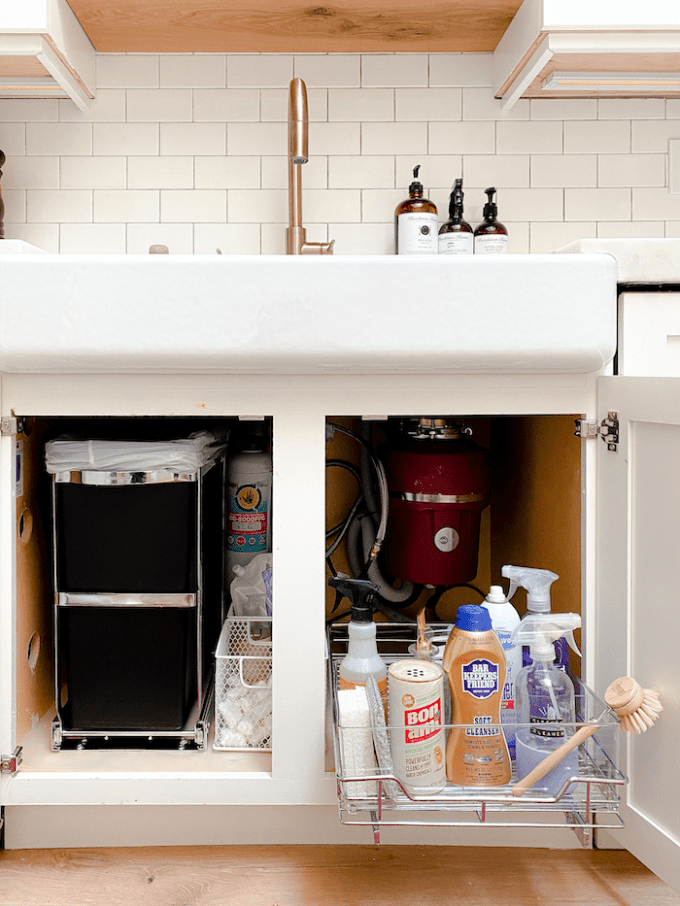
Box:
474;187;508;255
438;178;473;255
395;165;438;255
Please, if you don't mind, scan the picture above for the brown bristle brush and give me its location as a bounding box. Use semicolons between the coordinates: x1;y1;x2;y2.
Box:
512;675;663;797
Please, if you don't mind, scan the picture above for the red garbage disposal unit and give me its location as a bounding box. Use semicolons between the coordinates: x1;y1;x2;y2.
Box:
381;418;490;587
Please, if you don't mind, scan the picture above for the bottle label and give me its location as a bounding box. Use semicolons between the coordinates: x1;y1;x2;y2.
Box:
398;212;438;255
474;233;508;255
530;716;566;739
439;232;474;255
227;480;270;553
461;658;499;699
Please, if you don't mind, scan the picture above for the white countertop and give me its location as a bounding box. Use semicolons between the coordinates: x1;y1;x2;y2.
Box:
557;239;680;284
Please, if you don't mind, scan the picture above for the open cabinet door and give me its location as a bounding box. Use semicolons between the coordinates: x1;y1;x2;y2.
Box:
596;376;680;895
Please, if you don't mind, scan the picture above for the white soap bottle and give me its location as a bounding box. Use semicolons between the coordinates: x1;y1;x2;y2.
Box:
482;585;521;759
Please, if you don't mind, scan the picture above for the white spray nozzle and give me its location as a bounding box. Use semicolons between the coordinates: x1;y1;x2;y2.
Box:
485;585;508;604
510;613;581;661
501;564;559;613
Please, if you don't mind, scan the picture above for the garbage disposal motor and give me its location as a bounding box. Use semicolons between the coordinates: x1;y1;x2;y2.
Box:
380;418;490;586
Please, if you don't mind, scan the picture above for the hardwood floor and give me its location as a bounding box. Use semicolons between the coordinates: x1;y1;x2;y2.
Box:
1;846;680;906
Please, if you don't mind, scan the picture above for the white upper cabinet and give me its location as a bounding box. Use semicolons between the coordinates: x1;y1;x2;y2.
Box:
0;0;95;109
494;0;680;109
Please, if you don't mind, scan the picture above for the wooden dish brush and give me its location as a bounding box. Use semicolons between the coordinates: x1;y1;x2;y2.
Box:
512;676;663;797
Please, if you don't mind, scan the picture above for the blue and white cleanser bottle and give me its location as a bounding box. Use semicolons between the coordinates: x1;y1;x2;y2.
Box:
481;585;521;759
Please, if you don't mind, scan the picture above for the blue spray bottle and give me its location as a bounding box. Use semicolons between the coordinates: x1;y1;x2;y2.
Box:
501;565;580;671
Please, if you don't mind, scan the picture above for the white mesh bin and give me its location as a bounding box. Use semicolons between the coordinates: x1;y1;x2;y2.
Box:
214;617;272;751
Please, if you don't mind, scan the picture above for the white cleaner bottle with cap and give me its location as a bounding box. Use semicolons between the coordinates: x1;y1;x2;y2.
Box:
501;565;580;671
511;613;582;796
483;585;521;759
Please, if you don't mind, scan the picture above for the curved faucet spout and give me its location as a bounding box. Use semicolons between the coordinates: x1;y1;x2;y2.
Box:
286;78;334;255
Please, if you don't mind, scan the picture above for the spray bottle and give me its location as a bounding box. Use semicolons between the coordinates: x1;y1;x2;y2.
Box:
510;613;581;796
501;565;580;670
438;178;473;255
482;585;521;759
329;575;388;710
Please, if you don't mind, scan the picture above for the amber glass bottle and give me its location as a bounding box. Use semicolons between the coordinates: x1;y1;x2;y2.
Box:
395;165;438;255
438;179;473;255
474;187;508;254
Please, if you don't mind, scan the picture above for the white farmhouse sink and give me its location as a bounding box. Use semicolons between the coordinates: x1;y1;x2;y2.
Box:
0;254;616;374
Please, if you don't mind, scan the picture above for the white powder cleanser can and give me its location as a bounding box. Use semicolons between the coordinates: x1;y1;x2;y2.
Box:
388;659;447;793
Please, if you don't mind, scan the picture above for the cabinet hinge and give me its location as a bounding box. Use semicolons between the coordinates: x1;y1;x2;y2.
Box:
0;416;27;437
1;747;22;775
574;412;619;452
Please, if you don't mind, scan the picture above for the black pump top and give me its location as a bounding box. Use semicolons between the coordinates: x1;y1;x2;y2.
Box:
483;186;498;221
328;574;378;620
409;165;424;196
448;178;465;220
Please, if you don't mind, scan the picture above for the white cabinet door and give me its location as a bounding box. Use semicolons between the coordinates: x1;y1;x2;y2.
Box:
597;376;680;895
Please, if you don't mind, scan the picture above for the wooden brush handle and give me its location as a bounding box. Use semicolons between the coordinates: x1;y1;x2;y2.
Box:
512;723;599;797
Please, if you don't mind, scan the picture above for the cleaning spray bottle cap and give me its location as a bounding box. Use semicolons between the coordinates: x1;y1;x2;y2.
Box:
484;585;508;605
328;574;379;620
455;604;492;633
511;613;581;661
483;187;498;220
501;565;559;613
409;165;424;196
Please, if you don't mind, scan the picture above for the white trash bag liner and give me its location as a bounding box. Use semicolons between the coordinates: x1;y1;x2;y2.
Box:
45;430;228;474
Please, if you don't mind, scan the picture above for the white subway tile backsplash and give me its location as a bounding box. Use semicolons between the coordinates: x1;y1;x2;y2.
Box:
294;55;361;87
195;223;261;255
429;121;495;155
330;156;394;189
28;189;92;223
128;156;194;189
59;90;126;123
196;156;261;190
463;88;527;121
60;223;127;254
97;55;159;89
497;121;562;155
330;89;394;122
194;89;260;123
463;154;530;188
26;122;91;156
227;122;286;157
598;154;665;188
161;122;226;156
429;54;493;88
564;120;630;154
0;99;59;122
531;155;597;188
3;157;59;189
5;52;680;255
94;123;159;156
361;55;428;88
530;221;596;254
531;99;597;121
160;55;226;88
362;122;427;156
94;189;159;223
565;188;631;222
397;88;461;122
127;89;192;123
161;189;226;223
227;55;293;88
61;156;127;189
0;123;25;155
126;223;194;254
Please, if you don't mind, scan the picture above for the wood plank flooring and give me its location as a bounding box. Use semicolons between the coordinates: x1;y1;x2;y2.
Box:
1;845;680;906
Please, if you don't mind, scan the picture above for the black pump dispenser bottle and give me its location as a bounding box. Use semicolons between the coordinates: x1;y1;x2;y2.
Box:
474;187;508;254
438;178;473;255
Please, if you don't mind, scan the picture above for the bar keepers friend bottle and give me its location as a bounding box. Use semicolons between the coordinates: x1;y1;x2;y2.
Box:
443;605;511;786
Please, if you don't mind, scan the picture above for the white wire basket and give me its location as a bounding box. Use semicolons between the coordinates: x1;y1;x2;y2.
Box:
214;617;272;751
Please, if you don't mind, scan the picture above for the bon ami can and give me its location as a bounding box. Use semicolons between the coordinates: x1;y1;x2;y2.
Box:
388;659;446;793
